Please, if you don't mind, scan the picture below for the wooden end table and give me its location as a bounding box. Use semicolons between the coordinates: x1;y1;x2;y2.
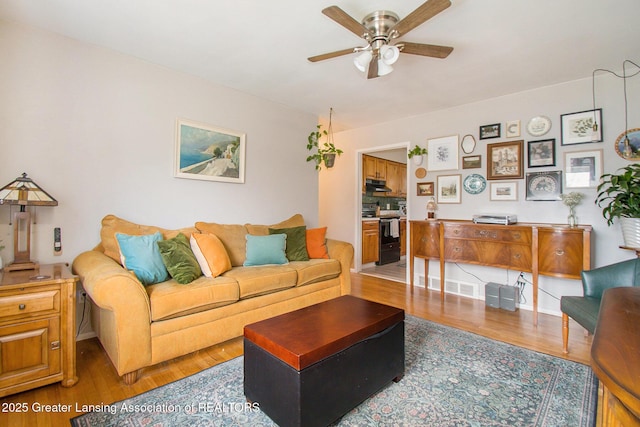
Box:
0;263;78;397
244;295;405;427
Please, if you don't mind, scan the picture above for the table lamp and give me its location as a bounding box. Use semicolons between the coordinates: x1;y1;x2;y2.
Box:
0;173;57;271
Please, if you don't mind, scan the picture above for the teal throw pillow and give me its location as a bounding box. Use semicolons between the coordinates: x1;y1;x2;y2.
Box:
269;226;309;261
116;232;169;285
244;234;288;266
157;233;202;284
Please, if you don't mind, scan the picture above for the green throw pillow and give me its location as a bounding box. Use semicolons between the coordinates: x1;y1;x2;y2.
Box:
157;233;202;284
269;225;309;261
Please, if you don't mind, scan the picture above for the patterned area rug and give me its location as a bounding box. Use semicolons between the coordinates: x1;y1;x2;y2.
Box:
71;316;597;427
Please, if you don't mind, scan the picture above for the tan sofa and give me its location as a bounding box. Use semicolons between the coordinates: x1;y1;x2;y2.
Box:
72;214;353;384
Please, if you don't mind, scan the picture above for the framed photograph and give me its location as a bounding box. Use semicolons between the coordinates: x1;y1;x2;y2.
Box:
479;123;501;140
462;155;482;169
564;149;603;188
560;109;603;145
505;120;521;138
614;128;640;160
417;181;435;196
437;174;462;204
487;140;524;180
527;139;556;168
175;118;246;183
427;135;459;171
525;171;562;201
490;181;518;201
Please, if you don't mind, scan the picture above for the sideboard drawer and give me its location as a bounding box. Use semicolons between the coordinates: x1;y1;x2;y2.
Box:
444;224;531;244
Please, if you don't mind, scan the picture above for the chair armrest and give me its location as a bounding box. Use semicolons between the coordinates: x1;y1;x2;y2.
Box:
326;239;354;295
72;250;152;375
581;258;640;299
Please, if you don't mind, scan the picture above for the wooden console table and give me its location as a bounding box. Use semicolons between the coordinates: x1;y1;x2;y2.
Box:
591;287;640;426
409;220;592;325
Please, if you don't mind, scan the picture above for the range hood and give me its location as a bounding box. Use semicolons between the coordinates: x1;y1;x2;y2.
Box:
365;179;392;192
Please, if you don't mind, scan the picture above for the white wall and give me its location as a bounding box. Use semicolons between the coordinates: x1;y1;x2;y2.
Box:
0;20;320;269
320;71;640;316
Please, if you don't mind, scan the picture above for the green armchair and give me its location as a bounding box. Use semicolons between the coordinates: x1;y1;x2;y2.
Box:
560;258;640;353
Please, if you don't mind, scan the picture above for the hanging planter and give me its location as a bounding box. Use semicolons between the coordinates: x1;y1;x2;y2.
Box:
306;108;343;171
407;145;428;166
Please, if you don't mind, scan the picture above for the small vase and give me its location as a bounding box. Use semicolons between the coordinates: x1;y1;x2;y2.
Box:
567;207;577;227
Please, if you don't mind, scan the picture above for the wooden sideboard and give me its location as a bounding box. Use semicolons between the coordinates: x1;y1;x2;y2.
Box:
409;220;592;325
591;287;640;426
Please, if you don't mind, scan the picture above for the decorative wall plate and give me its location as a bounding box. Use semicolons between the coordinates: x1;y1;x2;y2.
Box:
415;167;427;178
614;128;640;160
463;174;486;194
527;116;552;137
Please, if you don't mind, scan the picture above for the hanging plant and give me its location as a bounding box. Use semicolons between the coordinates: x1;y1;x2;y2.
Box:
306;108;343;170
407;145;428;159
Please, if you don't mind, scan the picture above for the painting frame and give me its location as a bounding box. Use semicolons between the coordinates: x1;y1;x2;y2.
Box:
417;181;435;196
427;134;459;171
462;155;482;169
505;120;521;138
527;139;556;168
564;149;603;189
437;174;462;204
487;140;524;180
560;109;603;145
490;181;518;201
175;118;246;183
479;123;501;140
525;170;563;201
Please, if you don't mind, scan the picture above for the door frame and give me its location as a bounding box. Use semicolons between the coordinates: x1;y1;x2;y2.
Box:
355;142;410;283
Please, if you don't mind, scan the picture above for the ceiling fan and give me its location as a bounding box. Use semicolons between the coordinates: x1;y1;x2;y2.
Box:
308;0;454;79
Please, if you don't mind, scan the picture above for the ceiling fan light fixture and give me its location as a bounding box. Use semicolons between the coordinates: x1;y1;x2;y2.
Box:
353;50;372;72
380;44;400;65
377;60;394;76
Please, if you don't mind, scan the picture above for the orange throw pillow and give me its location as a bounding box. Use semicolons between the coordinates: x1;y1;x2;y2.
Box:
190;233;232;277
306;227;329;259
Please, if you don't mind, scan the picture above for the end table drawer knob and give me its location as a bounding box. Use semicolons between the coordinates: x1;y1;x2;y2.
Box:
19;304;26;310
50;341;61;350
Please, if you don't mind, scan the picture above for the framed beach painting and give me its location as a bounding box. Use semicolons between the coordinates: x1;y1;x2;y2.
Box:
175;118;246;183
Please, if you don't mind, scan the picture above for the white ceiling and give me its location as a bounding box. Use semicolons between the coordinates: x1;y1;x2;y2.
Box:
2;0;639;131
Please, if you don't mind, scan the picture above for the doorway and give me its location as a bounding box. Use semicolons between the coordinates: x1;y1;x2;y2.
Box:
358;144;409;284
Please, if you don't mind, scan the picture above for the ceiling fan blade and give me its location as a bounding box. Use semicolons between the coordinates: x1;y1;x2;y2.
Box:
399;42;453;58
308;48;357;62
367;53;379;79
391;0;451;37
322;6;371;38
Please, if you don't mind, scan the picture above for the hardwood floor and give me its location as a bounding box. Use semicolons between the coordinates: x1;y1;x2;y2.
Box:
0;272;593;427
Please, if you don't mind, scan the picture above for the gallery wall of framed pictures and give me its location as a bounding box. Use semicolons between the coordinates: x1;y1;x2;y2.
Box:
419;108;610;205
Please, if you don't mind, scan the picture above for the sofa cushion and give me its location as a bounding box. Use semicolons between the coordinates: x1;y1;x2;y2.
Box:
194;222;248;267
115;232;169;285
157;233;202;284
190;233;232;278
222;265;297;298
146;275;239;321
269;226;309;261
290;259;341;287
306;227;329;259
244;234;288;266
101;214;197;263
245;214;305;236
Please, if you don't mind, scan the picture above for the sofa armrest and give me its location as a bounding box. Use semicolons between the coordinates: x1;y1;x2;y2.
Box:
326;239;354;295
581;258;640;299
72;250;152;376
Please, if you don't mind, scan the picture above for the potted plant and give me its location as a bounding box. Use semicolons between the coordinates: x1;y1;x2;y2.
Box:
407;145;428;165
596;163;640;247
306;124;343;170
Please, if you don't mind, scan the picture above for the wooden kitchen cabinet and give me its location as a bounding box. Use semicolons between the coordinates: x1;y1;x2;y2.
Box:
362;220;379;264
363;155;387;181
400;219;407;256
0;264;78;397
409;220;591;325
